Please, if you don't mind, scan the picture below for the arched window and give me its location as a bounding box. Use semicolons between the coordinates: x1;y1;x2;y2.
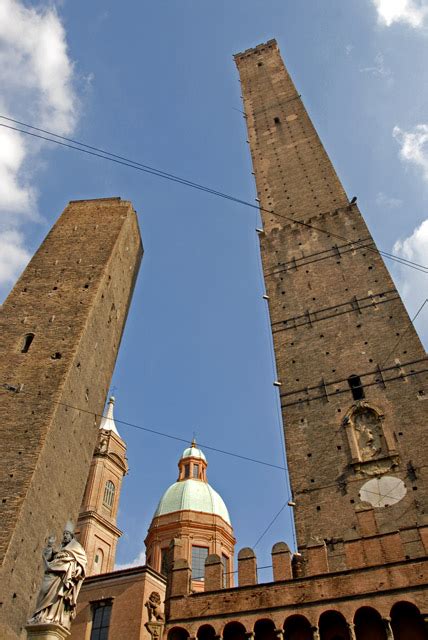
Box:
348;374;365;401
354;607;386;640
391;601;426;640
103;480;115;508
197;625;216;640
283;615;312;640
319;610;350;640
223;622;247;640
21;333;35;353
254;619;276;640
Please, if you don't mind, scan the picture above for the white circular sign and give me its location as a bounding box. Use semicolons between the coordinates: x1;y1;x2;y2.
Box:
359;476;407;508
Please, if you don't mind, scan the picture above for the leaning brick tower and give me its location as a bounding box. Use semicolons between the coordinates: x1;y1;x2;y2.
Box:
235;41;428;560
0;198;142;639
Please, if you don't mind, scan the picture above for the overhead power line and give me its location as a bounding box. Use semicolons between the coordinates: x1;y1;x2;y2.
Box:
0;116;427;276
253;501;289;548
380;298;428;369
0;384;286;472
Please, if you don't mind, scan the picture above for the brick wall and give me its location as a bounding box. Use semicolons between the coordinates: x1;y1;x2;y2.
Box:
234;41;428;548
0;198;142;638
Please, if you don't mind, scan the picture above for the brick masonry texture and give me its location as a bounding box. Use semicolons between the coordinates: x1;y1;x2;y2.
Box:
0;198;142;639
70;566;166;640
234;40;428;549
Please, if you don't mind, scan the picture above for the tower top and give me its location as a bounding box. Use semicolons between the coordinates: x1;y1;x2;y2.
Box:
234;38;278;60
99;396;120;437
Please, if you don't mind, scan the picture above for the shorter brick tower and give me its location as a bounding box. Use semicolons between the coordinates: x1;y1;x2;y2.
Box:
0;197;142;638
146;442;235;590
77;396;128;574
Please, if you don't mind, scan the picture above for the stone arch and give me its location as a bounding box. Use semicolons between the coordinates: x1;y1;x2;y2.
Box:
197;625;216;640
254;618;276;640
319;610;350;640
354;607;386;640
168;627;190;640
283;614;312;640
390;601;426;640
223;621;247;640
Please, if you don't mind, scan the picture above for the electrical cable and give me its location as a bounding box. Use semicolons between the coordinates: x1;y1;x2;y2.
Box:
380;298;428;369
0;117;427;276
252;208;296;548
0;384;286;472
253;502;288;548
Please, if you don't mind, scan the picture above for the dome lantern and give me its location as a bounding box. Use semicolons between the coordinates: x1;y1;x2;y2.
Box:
145;442;236;590
177;438;207;481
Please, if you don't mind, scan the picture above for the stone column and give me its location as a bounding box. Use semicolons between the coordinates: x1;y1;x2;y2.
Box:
347;622;357;640
245;632;255;640
383;617;394;640
25;622;70;640
311;626;320;640
274;628;284;640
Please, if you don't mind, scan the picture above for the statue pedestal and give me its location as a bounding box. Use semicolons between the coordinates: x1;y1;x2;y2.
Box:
25;622;70;640
145;621;164;640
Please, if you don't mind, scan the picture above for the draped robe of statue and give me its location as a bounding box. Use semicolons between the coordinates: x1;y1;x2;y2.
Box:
30;537;87;629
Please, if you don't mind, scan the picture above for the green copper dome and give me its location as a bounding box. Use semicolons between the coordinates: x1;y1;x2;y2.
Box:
154;479;231;525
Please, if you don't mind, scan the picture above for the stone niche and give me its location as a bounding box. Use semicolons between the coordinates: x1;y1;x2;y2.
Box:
342;402;398;475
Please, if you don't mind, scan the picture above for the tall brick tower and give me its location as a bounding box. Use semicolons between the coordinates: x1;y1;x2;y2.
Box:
77;396;128;576
235;41;428;555
0;198;142;639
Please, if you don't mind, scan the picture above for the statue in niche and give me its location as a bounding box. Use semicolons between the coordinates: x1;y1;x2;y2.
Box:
353;407;383;460
343;402;387;462
28;522;87;630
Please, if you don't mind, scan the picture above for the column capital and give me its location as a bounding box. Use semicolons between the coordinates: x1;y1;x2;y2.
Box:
311;627;320;640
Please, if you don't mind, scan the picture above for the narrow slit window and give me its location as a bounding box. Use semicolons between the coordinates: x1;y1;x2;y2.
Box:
193;463;199;479
274;116;281;124
348;374;365;400
21;333;34;353
184;464;190;479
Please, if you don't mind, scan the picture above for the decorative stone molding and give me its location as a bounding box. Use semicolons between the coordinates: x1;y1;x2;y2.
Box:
145;622;164;640
25;622;71;640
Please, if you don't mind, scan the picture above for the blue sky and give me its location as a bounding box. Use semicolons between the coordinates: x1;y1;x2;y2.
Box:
1;0;428;576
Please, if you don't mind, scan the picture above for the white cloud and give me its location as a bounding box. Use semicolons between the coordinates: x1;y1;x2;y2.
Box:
0;230;31;285
393;220;428;345
114;549;146;571
393;124;428;182
360;53;393;82
376;192;402;208
0;0;79;290
373;0;428;28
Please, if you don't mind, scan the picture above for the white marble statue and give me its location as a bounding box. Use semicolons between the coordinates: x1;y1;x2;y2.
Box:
28;522;87;630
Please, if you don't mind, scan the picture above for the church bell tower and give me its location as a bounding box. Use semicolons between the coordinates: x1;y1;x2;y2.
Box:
77;396;128;575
